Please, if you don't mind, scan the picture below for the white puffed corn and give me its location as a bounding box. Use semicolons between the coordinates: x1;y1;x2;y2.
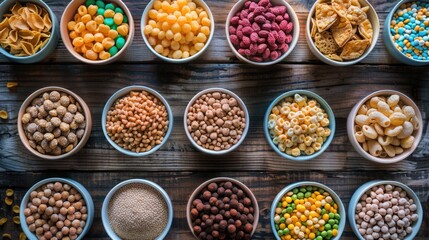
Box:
362;125;378;139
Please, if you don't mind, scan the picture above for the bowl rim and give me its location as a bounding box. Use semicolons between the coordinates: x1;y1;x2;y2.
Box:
17;86;93;160
270;181;346;240
263;89;336;161
305;0;380;66
347;180;423;240
140;0;215;63
101;85;174;157
60;0;135;65
101;178;174;240
346;89;423;164
0;0;59;60
186;177;260;239
20;177;95;240
183;87;250;155
383;0;429;64
225;0;300;66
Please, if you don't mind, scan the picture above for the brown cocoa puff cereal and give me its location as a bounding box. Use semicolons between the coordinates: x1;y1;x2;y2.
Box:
186;91;247;151
105;90;169;153
189;180;257;240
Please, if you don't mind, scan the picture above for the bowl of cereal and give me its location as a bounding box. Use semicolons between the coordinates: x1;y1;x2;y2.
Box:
0;0;60;63
101;179;173;239
347;90;423;163
226;0;299;65
102;85;173;156
17;86;92;160
263;90;335;161
187;177;259;239
306;0;380;66
60;0;134;64
271;181;346;240
383;0;429;65
20;178;94;240
141;0;215;63
184;88;250;155
348;180;423;240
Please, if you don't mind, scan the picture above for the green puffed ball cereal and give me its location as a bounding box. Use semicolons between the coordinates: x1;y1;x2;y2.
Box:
109;46;119;56
104;18;114;26
115;7;124;14
111;25;117;30
116;37;125;49
122;15;128;23
86;0;96;7
97;8;105;16
95;0;105;8
105;3;115;10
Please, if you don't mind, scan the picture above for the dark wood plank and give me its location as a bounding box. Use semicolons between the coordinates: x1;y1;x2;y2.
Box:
0;64;428;172
0;171;428;239
0;0;404;64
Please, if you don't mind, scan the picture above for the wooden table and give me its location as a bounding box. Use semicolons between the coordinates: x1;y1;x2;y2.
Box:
0;0;428;239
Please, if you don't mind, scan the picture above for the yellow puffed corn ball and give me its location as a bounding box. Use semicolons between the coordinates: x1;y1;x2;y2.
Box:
85;49;98;60
88;5;98;16
99;50;111;60
72;37;84;47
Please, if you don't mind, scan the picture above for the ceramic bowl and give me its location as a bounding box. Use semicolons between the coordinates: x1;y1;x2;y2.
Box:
306;0;380;66
61;0;135;64
263;90;336;161
20;177;94;240
225;0;300;66
183;88;250;155
347;90;423;163
186;177;259;239
101;179;173;239
0;0;60;63
141;0;215;63
348;180;423;240
271;181;346;239
17;86;92;160
101;85;173;156
383;0;429;65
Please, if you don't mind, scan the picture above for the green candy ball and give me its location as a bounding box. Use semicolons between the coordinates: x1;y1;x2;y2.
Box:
105;3;115;10
95;0;105;8
116;37;125;49
86;0;96;7
123;15;128;23
111;25;117;30
97;8;105;16
115;7;124;14
109;46;119;56
104;18;114;26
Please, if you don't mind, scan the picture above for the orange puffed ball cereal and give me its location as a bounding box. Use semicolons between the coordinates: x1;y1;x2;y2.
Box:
143;0;211;59
67;1;130;60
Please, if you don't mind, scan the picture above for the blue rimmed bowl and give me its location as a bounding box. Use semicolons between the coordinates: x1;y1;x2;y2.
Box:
383;0;429;65
263;90;336;161
101;85;173;157
271;181;346;240
101;178;173;239
20;178;94;240
348;180;423;240
0;0;60;63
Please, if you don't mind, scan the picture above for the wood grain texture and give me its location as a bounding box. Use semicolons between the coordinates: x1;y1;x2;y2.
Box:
0;172;428;239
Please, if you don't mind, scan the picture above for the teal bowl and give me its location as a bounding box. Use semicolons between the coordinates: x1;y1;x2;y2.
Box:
263;90;335;161
270;181;346;240
101;179;173;239
101;85;173;157
383;0;429;65
0;0;59;63
348;180;423;240
20;178;94;240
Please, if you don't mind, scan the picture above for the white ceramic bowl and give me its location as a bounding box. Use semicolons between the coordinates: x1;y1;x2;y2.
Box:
347;90;423;163
141;0;215;63
306;0;380;66
226;0;300;66
101;179;173;239
184;88;249;155
101;86;173;157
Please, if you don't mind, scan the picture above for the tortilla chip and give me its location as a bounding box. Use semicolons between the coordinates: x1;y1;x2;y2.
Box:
351;0;361;7
347;6;367;25
331;17;353;47
358;19;373;40
311;18;318;38
340;39;370;60
315;3;338;32
326;53;343;61
332;0;351;17
314;31;339;54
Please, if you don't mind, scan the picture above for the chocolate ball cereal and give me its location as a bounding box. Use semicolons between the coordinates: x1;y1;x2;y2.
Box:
105;90;169;153
21;91;87;156
189;180;256;240
354;184;419;240
24;182;88;240
186;91;247;151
